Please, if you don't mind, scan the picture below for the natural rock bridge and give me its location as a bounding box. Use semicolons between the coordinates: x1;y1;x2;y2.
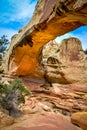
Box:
3;0;87;78
1;1;87;130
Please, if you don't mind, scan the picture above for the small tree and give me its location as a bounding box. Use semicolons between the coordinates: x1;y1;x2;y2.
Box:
0;35;9;55
0;77;31;117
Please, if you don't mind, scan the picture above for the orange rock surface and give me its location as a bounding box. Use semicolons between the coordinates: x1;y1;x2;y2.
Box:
71;112;87;130
3;0;87;77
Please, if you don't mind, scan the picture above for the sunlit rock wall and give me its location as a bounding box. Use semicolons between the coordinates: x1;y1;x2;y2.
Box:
42;37;87;84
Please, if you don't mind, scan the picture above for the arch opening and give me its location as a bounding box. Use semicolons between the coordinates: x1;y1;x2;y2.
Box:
3;0;87;79
55;25;87;50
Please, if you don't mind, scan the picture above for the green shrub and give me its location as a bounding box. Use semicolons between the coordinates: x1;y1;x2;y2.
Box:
0;77;31;117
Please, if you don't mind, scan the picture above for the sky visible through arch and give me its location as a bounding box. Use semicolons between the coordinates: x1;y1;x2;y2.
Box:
0;0;87;50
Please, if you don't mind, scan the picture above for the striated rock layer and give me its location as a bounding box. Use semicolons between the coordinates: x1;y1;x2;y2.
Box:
3;0;87;77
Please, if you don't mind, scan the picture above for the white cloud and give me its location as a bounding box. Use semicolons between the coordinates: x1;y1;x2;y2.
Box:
0;28;17;41
1;0;37;24
55;33;72;43
0;0;37;42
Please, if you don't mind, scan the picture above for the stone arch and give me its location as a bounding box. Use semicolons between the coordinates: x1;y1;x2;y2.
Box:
3;0;87;77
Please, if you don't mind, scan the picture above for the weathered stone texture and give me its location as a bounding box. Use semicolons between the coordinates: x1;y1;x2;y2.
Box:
71;112;87;130
3;0;87;77
42;37;87;84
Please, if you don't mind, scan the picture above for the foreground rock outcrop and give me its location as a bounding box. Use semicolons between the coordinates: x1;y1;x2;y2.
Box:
1;112;77;130
3;0;87;77
0;111;14;128
71;112;87;130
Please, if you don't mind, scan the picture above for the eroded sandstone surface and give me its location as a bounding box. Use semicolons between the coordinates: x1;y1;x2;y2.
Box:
1;112;77;130
71;112;87;130
3;0;87;77
1;37;87;130
42;37;87;84
1;0;87;130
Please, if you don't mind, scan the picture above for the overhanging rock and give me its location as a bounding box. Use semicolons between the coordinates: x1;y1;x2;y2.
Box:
3;0;87;78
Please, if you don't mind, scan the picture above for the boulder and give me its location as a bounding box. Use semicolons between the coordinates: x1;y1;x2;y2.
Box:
71;112;87;130
0;111;14;128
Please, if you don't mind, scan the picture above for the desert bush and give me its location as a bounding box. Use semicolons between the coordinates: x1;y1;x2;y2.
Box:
0;77;31;117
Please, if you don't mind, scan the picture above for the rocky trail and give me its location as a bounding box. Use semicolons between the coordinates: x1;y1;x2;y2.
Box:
0;78;87;130
23;79;87;115
1;112;77;130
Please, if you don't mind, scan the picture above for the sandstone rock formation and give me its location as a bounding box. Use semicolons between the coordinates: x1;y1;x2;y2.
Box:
71;112;87;130
26;38;87;119
1;1;87;130
17;76;87;116
3;0;87;77
1;113;77;130
0;111;14;128
1;37;87;130
42;37;87;84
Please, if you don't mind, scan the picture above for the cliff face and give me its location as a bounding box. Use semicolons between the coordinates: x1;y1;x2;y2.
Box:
3;0;87;77
42;37;87;84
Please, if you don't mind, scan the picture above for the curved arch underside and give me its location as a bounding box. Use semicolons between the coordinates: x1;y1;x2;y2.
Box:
4;0;87;78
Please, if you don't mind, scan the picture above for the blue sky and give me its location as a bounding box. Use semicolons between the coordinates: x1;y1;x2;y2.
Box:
0;0;87;50
0;0;37;38
55;26;87;50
